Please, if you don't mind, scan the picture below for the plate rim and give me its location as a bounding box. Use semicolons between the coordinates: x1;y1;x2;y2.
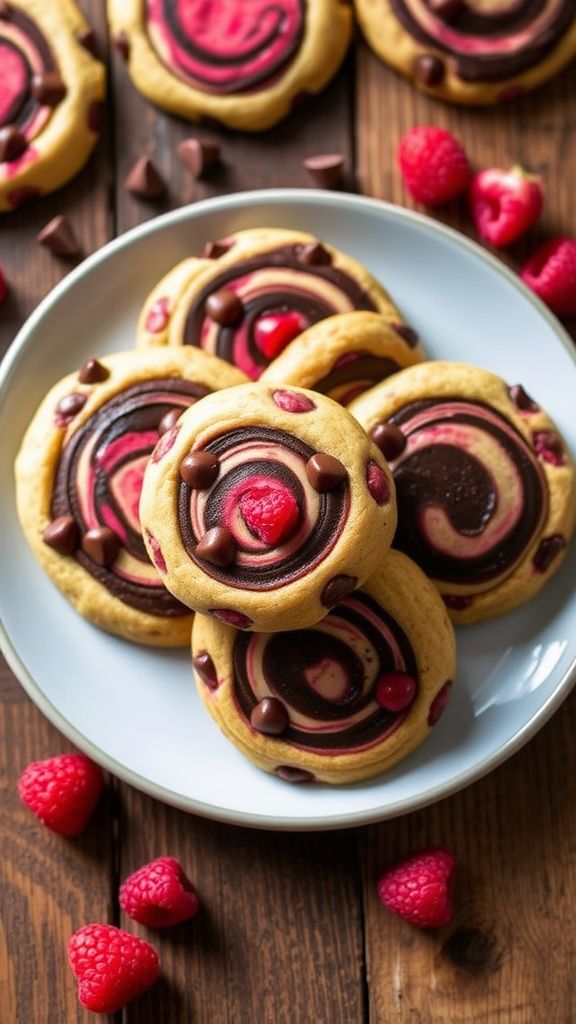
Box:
2;187;575;831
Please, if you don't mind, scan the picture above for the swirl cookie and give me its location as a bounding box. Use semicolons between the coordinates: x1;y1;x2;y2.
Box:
355;0;576;105
107;0;352;131
261;311;425;406
350;362;576;624
15;348;246;646
0;0;105;212
136;228;408;381
140;382;397;632
191;549;456;785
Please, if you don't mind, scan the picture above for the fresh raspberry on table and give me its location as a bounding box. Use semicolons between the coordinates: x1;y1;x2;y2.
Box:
469;165;543;247
377;847;456;928
239;484;300;546
18;753;104;836
397;126;471;207
520;238;576;316
68;923;160;1014
120;856;200;928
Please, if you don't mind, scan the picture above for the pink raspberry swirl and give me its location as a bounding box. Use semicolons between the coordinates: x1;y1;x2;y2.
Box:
146;0;305;93
0;9;58;153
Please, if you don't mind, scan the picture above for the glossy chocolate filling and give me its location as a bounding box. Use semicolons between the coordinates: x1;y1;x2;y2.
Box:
233;592;419;752
52;378;209;615
179;425;349;590
0;9;56;135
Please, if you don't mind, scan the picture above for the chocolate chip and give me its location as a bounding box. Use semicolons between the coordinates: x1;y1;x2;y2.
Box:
114;32;130;61
56;392;87;418
306;453;348;491
303;153;345;190
391;322;420;348
31;72;67;106
177;138;220;179
77;27;98;56
82;526;120;566
195;527;236;567
37;215;81;258
180;451;220;488
298;242;332;266
509;384;539;413
158;408;182;436
124;157;165;199
202;240;231;259
321;574;358;607
370;423;406;461
0;127;27;163
193;652;218;691
533;535;565;574
250;698;289;736
205;289;243;326
43;516;79;555
78;358;109;384
428;0;463;20
413;54;445;87
275;765;315;783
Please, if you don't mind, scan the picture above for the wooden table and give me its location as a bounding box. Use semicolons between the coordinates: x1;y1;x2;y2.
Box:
2;5;576;1021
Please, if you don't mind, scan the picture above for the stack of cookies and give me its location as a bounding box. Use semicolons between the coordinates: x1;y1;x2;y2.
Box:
15;228;575;785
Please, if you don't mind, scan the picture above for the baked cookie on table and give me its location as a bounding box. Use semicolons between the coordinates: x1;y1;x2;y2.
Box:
350;362;576;624
107;0;352;131
136;228;412;381
260;311;425;406
15;348;246;646
0;0;105;212
140;382;397;633
355;0;576;105
191;549;456;785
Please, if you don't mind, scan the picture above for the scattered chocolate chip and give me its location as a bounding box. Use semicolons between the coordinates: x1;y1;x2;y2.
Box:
56;391;87;419
124;157;165;199
298;241;332;266
205;288;243;326
193;652;218;691
303;153;345;190
275;765;315;783
508;384;539;413
43;516;79;555
370;423;406;461
413;54;445;87
428;0;463;20
31;72;67;106
77;27;98;56
428;681;452;726
195;527;236;567
37;215;81;258
391;322;419;348
366;461;390;505
78;357;109;384
306;453;348;491
202;240;231;259
82;526;120;566
0;126;27;163
177;138;220;179
250;698;289;736
321;574;358;607
180;451;220;489
158;408;182;436
114;32;130;61
210;608;253;628
533;535;565;574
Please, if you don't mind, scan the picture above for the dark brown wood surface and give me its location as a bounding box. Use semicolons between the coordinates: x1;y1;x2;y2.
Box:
1;7;575;1023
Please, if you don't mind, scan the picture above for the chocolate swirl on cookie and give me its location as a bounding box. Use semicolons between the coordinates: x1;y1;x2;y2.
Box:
0;8;59;157
51;378;209;615
146;0;305;94
232;592;419;752
179;425;349;589
387;398;548;590
315;353;401;405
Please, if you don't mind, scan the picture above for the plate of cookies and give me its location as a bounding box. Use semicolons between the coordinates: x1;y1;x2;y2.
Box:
1;189;575;829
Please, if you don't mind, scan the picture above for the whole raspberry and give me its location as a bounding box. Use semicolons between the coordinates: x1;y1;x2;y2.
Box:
469;165;543;248
18;753;104;836
377;847;456;928
520;238;576;316
68;924;160;1014
239;483;300;546
120;856;200;928
398;126;471;206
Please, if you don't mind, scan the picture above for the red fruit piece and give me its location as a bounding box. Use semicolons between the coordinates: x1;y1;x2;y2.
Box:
0;263;7;305
397;125;471;207
18;753;104;836
470;165;543;247
377;847;456;929
375;671;417;712
520;238;576;316
120;856;200;928
254;310;308;360
239;484;300;546
68;923;160;1014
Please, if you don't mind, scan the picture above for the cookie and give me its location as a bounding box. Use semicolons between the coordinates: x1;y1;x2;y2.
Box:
140;382;397;633
136;228;409;381
15;348;246;646
107;0;352;131
191;549;456;785
0;0;105;213
350;362;576;624
355;0;576;105
260;311;425;406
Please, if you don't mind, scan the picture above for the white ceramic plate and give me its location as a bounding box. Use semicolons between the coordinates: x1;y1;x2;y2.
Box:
1;190;575;831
